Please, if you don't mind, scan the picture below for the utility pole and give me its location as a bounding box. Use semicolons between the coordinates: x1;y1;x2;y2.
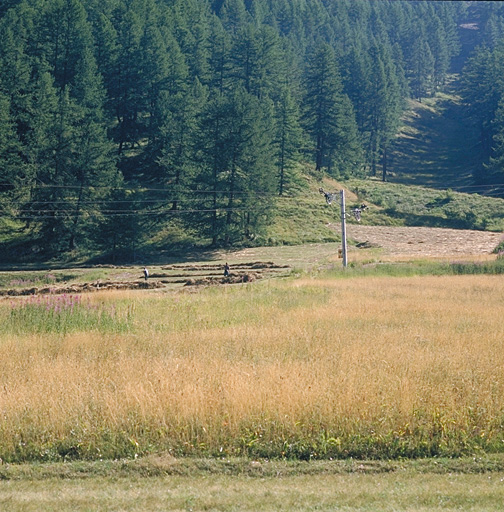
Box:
340;189;348;268
319;187;349;267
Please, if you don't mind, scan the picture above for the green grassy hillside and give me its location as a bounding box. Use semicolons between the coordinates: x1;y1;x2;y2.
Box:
267;175;504;249
267;75;504;246
389;86;478;189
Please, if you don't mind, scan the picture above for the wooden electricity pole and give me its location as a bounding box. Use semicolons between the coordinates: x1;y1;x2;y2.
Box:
340;189;348;267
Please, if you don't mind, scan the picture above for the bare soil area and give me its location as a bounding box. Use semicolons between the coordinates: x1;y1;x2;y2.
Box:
346;224;503;257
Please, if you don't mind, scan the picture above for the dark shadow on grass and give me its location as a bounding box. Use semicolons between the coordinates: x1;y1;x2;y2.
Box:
382;209;484;230
389;77;478;191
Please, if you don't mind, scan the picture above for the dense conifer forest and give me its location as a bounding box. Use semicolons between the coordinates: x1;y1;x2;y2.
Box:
0;0;504;260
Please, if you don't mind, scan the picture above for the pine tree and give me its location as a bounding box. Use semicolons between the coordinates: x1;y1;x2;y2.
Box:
168;0;212;84
219;0;248;34
196;87;276;245
428;13;451;89
21;67;63;251
207;15;233;94
0;6;32;104
138;2;171;142
231;23;286;99
0;4;33;205
35;0;94;92
0;92;24;212
341;40;372;133
410;36;435;100
460;44;504;176
93;186;145;263
274;87;303;195
303;43;362;177
366;44;403;180
106;4;144;154
156;78;207;211
484;96;504;187
67;47;119;250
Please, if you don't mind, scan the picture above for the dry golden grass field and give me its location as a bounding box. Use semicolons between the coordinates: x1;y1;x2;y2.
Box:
1;272;504;461
1;232;504;510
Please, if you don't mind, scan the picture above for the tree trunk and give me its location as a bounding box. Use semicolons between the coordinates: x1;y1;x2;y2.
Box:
382;147;388;182
68;181;84;250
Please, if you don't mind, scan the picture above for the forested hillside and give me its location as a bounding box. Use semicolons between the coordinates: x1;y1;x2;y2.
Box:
0;0;503;261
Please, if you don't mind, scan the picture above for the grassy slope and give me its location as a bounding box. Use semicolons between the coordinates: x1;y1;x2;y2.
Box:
389;81;478;190
268;74;504;243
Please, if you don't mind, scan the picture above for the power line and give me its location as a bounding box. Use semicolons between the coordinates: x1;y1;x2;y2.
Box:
2;206;264;220
0;182;282;195
4;176;504;199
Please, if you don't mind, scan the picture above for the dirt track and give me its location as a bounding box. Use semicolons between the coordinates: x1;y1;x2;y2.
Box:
346;224;503;257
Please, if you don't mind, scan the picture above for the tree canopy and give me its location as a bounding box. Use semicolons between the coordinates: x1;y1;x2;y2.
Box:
0;0;499;259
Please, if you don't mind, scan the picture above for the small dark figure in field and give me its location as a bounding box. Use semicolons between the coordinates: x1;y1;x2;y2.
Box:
224;262;230;277
143;267;149;280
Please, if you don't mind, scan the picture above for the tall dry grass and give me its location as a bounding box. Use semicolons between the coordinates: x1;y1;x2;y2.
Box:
1;276;504;461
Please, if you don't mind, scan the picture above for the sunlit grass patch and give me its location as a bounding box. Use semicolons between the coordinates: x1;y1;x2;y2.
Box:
0;276;504;462
3;294;134;334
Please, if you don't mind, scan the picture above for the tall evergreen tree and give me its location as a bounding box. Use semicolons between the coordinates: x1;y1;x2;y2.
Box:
167;0;212;84
138;2;171;143
428;13;451;89
303;43;362;177
219;0;248;34
0;92;24;212
22;67;64;250
35;0;94;92
67;47;118;250
460;44;504;178
484;96;504;187
231;24;284;100
207;15;233;94
410;36;435;100
366;44;403;180
106;4;144;154
196;87;276;245
156;78;207;211
274;86;303;195
341;40;372;133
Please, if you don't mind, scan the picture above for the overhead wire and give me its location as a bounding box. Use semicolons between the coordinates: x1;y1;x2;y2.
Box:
4;180;504;195
2;179;504;221
0;205;268;220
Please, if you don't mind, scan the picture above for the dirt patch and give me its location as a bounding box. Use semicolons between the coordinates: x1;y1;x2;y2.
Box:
0;279;161;297
345;224;503;257
185;272;259;287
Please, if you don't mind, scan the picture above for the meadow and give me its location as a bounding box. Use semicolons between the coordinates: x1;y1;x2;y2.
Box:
1;271;504;464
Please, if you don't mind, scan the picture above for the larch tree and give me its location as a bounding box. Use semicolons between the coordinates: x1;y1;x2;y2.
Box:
303;43;362;177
